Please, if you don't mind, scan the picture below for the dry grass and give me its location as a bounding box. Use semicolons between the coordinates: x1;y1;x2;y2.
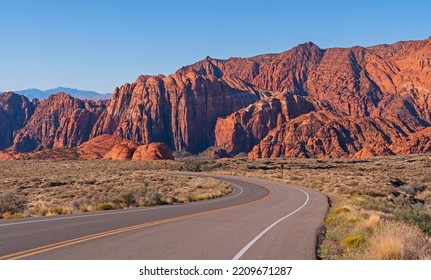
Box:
0;160;231;218
174;154;431;260
1;154;431;259
365;222;431;260
368;237;404;260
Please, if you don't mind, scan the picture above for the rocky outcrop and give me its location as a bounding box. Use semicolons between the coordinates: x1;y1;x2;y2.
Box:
392;127;431;154
12;93;105;152
91;70;263;154
104;143;139;160
213;38;431;158
77;134;138;159
78;135;173;160
214;93;318;155
132;142;174;160
0;92;36;149
248;111;411;158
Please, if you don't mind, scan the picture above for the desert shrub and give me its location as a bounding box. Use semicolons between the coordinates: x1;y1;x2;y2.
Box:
353;196;394;213
325;207;350;225
364;222;431;260
2;213;25;219
121;191;136;207
180;161;205;172
96;203;114;211
367;237;404;260
395;207;431;235
141;190;162;206
361;214;380;231
0;191;27;215
50;206;68;215
342;236;365;249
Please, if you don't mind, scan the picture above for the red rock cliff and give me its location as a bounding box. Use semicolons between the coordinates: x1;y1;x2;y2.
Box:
91;70;262;153
0;92;36;150
12;93;105;152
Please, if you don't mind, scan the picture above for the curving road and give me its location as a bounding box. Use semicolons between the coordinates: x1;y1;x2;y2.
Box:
0;173;328;260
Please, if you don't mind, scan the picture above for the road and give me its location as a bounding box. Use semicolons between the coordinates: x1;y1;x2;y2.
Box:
0;173;328;260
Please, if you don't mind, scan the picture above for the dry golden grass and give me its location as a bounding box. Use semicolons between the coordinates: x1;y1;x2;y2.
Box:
362;214;381;231
0;160;231;218
365;222;431;260
369;237;404;260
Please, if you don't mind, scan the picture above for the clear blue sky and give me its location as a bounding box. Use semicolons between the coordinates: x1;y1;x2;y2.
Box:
1;0;430;93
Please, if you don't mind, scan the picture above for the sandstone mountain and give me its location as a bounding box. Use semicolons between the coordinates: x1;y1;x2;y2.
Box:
212;38;431;158
0;92;36;150
12;93;105;152
1;37;431;158
90;71;262;153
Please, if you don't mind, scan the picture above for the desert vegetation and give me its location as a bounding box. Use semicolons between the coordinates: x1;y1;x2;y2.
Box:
0;160;231;218
1;155;430;259
176;155;431;260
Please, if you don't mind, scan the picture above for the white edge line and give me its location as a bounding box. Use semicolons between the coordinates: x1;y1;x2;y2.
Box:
232;185;310;260
0;183;244;228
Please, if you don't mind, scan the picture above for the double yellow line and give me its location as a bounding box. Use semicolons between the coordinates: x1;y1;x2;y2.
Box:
1;185;273;260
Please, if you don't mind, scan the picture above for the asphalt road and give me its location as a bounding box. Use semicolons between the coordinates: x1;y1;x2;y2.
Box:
0;173;328;260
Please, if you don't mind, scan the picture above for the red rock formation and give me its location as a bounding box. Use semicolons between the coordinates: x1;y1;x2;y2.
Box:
0;92;36;149
132;142;174;160
77;134;138;159
91;70;262;154
3;38;431;158
214;38;431;158
248;111;411;159
392;127;431;154
0;151;14;161
12;93;105;152
214;93;318;155
104;143;139;160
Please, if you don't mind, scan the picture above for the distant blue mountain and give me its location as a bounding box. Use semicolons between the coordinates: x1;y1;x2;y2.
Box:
11;87;112;101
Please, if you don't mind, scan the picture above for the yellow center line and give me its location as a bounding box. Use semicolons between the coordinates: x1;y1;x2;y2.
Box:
1;185;274;260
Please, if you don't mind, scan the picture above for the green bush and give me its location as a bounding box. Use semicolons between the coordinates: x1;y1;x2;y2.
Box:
0;191;27;215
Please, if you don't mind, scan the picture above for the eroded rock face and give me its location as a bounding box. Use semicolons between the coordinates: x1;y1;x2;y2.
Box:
213;38;431;158
247;111;411;159
392;127;431;154
91;72;262;154
132;142;174;160
77;134;138;159
214;93;318;155
12;93;105;152
0;92;36;149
